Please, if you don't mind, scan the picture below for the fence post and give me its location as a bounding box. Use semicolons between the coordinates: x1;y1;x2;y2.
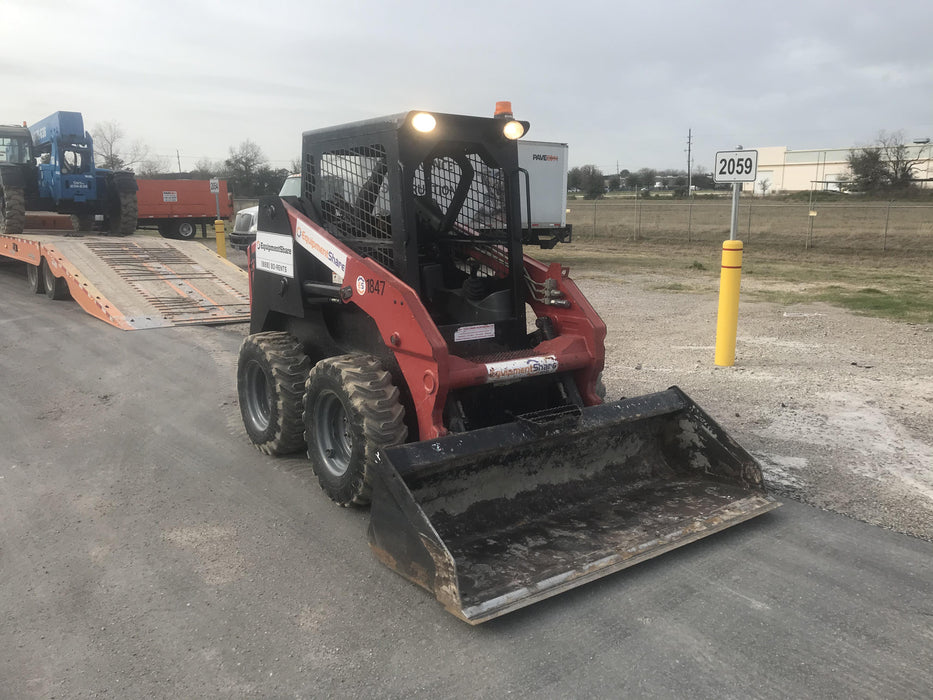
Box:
687;197;693;243
593;201;598;239
632;191;638;241
882;200;892;254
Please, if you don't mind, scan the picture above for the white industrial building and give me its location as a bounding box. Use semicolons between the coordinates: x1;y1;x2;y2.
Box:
742;143;932;194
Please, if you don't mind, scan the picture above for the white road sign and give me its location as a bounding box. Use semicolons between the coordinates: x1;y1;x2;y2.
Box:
714;150;758;183
209;177;220;193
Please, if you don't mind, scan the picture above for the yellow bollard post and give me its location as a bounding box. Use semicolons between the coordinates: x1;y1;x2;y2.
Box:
714;239;743;366
215;220;227;259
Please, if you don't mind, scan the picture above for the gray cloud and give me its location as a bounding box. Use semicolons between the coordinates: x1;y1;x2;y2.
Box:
6;0;931;173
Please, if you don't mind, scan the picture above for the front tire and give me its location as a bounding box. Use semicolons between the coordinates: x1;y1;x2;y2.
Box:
237;332;310;455
107;187;138;236
304;354;407;507
0;186;26;235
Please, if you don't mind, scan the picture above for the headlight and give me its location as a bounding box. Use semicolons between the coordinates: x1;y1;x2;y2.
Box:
411;112;437;133
502;120;525;140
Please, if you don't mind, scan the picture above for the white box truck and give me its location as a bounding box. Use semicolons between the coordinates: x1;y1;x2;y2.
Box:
517;140;571;247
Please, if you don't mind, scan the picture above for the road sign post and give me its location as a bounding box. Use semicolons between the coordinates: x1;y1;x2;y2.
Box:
210;178;220;219
209;178;226;258
713;149;758;366
714;150;758;240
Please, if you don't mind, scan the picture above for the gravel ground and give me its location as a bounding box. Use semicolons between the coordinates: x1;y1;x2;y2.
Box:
579;270;933;541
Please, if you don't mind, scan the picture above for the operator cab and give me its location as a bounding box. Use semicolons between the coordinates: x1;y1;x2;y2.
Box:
0;130;32;165
303;110;532;354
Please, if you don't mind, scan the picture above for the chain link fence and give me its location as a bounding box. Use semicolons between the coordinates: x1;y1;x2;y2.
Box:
567;199;933;255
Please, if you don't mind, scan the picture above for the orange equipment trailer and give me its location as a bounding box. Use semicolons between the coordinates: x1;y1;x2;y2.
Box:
0;229;250;330
135;179;233;241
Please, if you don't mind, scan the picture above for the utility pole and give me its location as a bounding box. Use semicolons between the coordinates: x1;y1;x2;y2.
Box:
176;149;182;173
686;129;693;195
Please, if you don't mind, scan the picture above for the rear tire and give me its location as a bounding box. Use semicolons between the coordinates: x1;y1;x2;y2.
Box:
174;220;197;240
0;186;26;235
304;354;407;507
40;258;70;300
26;263;43;294
237;332;310;455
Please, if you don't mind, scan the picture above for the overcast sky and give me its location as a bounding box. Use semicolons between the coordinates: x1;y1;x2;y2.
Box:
5;1;932;174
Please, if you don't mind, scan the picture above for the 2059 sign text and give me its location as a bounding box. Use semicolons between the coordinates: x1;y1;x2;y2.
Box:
713;150;758;183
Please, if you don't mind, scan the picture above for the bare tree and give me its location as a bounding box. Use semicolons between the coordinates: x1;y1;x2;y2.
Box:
876;130;922;189
192;158;223;178
136;156;169;177
91;121;151;172
757;178;771;196
224;140;269;196
848;130;924;192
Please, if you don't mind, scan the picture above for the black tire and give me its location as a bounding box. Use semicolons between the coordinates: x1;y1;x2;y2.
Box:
26;263;43;294
71;214;94;233
107;189;138;236
237;332;311;455
304;354;407;507
40;258;70;300
174;220;197;240
157;222;174;238
0;186;26;235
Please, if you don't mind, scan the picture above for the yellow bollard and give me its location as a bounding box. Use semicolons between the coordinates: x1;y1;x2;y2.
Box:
714;240;743;367
215;220;227;259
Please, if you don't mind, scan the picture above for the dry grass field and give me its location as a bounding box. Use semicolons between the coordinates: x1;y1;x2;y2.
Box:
567;197;933;255
529;200;933;324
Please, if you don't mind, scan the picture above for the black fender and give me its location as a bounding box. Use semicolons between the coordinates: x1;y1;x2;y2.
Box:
0;164;27;190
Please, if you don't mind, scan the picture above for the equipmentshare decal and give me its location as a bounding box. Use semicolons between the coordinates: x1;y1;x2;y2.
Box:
485;355;559;382
255;231;294;278
295;218;348;282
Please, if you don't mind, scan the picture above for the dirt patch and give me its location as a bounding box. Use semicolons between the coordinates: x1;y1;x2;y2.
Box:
580;272;933;541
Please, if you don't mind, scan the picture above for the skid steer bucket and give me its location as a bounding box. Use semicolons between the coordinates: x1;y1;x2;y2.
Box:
368;387;779;624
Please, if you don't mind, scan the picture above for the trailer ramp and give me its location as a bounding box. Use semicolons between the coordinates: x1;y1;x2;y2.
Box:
16;234;250;330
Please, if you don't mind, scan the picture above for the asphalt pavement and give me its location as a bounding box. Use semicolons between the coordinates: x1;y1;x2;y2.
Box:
0;258;930;699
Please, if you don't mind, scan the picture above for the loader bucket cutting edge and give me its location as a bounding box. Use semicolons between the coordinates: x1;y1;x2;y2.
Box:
367;387;780;624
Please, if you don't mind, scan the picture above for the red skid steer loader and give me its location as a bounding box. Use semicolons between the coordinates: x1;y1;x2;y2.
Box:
237;107;779;624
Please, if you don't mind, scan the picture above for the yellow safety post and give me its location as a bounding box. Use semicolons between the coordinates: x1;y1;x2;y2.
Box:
714;240;743;366
215;220;227;259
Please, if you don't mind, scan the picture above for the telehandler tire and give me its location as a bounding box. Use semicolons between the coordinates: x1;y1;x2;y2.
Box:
304;354;407;507
237;332;310;455
0;186;26;235
71;214;94;232
40;258;70;300
107;190;138;236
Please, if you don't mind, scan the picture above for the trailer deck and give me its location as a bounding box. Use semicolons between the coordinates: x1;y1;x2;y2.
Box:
0;232;250;330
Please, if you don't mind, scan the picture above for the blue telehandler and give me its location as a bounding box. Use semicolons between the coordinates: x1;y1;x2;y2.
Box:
0;111;137;235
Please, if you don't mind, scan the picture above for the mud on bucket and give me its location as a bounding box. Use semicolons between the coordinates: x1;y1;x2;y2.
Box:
367;387;780;624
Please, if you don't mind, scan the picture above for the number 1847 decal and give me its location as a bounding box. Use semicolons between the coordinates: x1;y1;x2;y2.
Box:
356;275;386;296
